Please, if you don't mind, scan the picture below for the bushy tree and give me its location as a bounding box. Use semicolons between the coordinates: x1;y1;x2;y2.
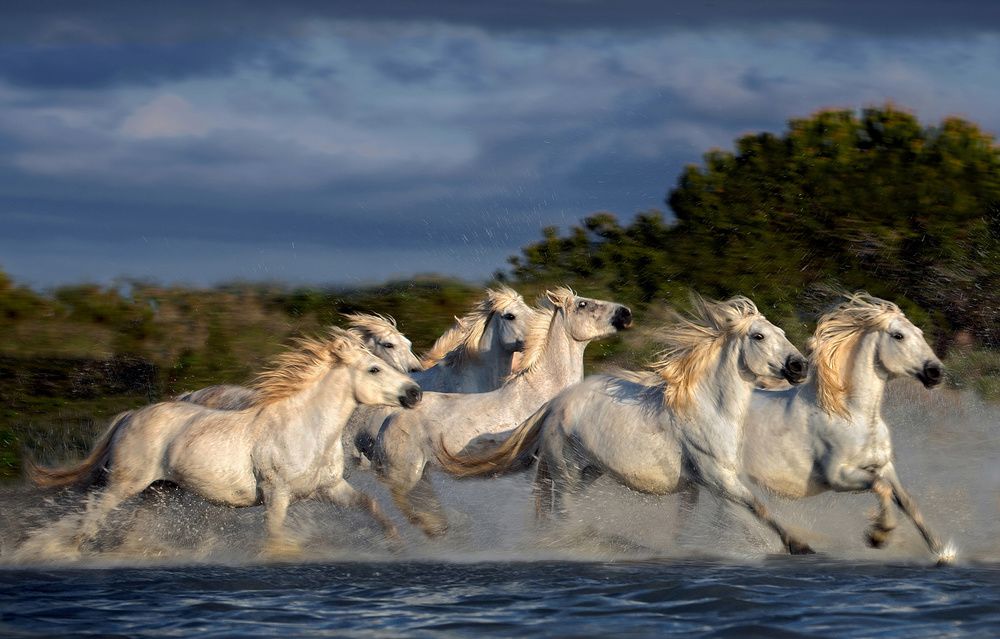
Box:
510;104;1000;349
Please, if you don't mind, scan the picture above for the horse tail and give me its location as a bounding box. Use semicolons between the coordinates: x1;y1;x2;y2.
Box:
26;410;132;489
436;402;552;478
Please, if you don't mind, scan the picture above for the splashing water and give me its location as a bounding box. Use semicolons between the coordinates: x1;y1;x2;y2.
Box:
1;380;998;567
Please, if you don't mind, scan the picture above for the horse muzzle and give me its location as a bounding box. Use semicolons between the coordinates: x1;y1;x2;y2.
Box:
782;355;809;385
917;361;944;388
399;385;423;408
612;306;633;331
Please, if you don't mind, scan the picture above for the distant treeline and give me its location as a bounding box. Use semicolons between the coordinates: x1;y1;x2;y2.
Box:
3;103;1000;480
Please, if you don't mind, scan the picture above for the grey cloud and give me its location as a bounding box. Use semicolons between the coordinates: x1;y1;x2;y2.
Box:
2;1;998;45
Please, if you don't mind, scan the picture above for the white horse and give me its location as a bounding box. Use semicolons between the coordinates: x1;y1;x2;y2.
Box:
371;287;633;538
348;287;536;466
741;293;950;561
440;296;814;555
412;286;535;393
175;312;422;410
27;328;422;555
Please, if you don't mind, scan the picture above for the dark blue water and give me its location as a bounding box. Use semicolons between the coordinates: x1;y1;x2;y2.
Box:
2;558;999;638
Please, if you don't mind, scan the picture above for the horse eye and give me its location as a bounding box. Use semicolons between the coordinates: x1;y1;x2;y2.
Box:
503;313;516;321
369;366;381;374
383;342;394;348
892;332;904;341
753;333;765;341
578;301;587;308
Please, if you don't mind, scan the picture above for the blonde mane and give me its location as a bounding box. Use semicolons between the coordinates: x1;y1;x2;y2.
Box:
514;287;576;376
809;292;903;419
344;312;403;345
251;327;367;406
649;295;762;415
420;317;468;368
427;286;525;371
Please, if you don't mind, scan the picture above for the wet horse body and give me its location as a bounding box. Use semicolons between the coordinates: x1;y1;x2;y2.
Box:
372;288;632;538
742;293;947;559
28;329;422;554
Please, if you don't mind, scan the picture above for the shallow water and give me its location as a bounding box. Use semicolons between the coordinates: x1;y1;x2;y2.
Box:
2;382;1000;636
2;558;1000;638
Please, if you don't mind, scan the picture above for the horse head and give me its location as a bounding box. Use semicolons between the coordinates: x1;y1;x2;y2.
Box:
739;314;809;386
875;314;943;389
346;313;423;374
545;287;632;343
487;287;537;354
347;346;423;409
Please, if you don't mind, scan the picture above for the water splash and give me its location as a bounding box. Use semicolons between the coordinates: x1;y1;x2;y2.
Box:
3;380;999;567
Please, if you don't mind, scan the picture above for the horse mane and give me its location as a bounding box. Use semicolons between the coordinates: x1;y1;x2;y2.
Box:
809;292;903;419
344;312;402;344
421;317;468;368
251;327;367;406
431;286;526;371
513;287;576;377
648;295;762;415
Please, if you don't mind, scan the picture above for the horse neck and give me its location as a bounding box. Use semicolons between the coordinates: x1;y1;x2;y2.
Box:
472;316;515;386
265;366;358;440
837;331;888;421
511;309;586;396
689;339;754;427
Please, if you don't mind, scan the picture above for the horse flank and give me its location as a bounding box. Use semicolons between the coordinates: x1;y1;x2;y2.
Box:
809;292;903;419
648;295;761;415
437;402;553;478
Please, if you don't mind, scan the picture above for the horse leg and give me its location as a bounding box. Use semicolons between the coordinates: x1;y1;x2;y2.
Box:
388;468;450;539
261;488;299;556
532;456;555;521
674;481;700;536
315;480;403;550
865;477;898;548
881;462;946;558
698;460;814;555
72;478;149;552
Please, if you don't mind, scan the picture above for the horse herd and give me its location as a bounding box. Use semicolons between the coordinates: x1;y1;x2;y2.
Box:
24;287;953;563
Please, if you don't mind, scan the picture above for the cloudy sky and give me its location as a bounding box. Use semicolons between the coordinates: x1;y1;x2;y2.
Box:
2;1;999;289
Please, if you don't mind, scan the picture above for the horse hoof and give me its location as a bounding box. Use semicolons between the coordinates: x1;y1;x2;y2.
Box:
934;541;958;566
789;541;815;555
865;527;892;549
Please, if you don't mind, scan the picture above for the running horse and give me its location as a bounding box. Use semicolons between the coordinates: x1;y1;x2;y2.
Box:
28;328;422;555
741;293;951;562
371;287;632;539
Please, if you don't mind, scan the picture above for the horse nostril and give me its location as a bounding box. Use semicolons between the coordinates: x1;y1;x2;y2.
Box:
613;307;633;330
401;386;423;408
783;355;808;384
925;364;942;381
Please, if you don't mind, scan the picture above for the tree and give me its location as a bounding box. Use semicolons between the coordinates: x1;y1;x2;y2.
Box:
510;104;1000;348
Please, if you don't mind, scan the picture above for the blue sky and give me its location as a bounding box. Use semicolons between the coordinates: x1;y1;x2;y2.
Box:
2;1;999;289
